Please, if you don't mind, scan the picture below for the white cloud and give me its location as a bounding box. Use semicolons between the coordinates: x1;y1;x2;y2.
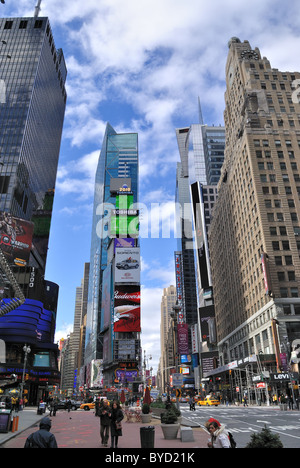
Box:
54;323;73;343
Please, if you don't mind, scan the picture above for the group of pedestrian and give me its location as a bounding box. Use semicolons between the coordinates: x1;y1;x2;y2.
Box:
97;399;124;448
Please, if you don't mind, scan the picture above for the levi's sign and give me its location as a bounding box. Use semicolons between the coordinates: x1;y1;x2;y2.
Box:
270;372;299;382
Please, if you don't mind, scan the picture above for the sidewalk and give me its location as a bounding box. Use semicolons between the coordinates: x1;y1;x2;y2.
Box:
0;407;45;446
0;407;208;449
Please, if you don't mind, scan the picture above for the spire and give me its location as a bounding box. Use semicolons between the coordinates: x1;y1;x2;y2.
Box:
34;0;42;18
198;96;204;125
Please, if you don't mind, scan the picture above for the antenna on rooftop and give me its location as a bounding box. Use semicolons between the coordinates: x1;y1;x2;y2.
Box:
34;0;42;18
198;96;204;125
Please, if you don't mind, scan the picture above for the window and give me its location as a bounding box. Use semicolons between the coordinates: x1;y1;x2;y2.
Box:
280;287;288;297
277;272;285;281
291;288;299;297
270;227;277;236
285;256;293;265
288;271;296;281
275;256;282;265
282;240;290;250
272;241;280;251
4;21;13;30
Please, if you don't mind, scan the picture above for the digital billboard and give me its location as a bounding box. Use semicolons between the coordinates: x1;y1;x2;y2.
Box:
114;285;141;332
0;212;34;267
115;247;140;283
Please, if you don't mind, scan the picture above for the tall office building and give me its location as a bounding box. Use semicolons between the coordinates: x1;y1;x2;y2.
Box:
209;38;300;379
159;285;177;391
60;263;89;395
0;15;67;403
85;123;140;389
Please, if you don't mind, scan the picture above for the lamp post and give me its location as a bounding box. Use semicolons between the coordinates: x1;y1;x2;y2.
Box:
20;344;30;402
281;337;296;408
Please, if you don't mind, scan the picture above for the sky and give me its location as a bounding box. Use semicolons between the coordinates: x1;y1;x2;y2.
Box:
2;0;300;374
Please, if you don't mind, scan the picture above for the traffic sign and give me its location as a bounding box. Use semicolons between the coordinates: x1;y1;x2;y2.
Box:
175;388;181;398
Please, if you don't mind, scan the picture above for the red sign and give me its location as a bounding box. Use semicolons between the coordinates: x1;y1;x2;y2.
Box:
114;286;141;332
177;323;189;354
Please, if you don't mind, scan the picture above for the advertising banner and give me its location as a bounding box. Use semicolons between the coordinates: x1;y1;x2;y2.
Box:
177;323;189;354
101;264;112;330
115;247;140;283
114;285;141;332
0;212;34;266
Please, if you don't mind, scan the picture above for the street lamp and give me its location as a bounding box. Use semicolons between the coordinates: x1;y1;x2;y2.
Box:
20;344;31;403
281;337;296;407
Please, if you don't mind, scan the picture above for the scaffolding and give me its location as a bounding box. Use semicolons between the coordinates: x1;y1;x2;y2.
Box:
0;249;25;317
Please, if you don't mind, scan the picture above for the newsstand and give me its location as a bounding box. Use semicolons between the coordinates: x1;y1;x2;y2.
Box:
140;426;155;448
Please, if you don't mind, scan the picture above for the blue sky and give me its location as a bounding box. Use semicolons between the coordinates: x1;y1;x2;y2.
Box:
2;0;300;372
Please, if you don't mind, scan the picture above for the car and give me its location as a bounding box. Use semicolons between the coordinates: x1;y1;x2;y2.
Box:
197;397;220;407
116;258;139;270
80;402;95;411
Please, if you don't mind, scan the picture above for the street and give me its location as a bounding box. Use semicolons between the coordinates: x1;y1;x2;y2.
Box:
179;403;300;448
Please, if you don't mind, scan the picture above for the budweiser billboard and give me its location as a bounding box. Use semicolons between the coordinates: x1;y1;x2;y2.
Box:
114;285;141;332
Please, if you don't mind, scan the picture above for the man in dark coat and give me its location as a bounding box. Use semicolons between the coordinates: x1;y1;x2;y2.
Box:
99;400;111;447
24;417;58;448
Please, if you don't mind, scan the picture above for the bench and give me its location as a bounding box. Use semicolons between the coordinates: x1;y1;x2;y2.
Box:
180;426;194;442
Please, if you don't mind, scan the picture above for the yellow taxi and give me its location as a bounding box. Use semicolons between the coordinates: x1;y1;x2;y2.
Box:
80;402;95;411
197;397;220;407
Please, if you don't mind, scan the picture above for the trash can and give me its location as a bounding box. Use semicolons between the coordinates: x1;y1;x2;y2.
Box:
140;426;155;448
0;410;12;433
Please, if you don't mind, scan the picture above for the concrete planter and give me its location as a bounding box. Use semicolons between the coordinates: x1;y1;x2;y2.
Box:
161;423;180;440
141;413;152;423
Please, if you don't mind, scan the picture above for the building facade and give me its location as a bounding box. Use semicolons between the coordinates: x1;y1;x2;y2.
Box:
84;123;141;391
0;15;67;403
208;38;300;399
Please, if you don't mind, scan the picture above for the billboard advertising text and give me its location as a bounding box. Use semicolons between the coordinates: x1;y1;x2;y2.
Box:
114;286;141;332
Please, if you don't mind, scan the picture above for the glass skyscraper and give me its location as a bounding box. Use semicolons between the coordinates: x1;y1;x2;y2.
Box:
85;124;139;386
0;15;67;404
0;16;67;268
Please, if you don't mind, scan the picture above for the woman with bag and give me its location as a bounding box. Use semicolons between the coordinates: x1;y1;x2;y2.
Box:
110;400;124;449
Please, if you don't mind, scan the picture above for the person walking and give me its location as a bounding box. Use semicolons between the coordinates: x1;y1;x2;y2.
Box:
99;400;111;447
205;418;231;449
110;400;124;449
24;417;58;448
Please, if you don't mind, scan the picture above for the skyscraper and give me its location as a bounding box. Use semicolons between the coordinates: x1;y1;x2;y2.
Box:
0;15;67;403
85;123;140;389
209;38;300;384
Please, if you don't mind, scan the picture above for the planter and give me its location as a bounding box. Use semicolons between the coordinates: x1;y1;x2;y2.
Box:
151;407;167;417
280;403;288;411
141;413;152;423
161;423;180;440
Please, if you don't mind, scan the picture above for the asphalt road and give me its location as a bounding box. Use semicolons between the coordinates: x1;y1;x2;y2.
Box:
179;403;300;448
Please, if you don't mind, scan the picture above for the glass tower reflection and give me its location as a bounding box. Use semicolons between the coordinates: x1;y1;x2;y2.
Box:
0;17;67;268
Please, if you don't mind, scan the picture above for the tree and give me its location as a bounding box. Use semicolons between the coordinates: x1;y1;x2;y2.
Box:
245;425;284;448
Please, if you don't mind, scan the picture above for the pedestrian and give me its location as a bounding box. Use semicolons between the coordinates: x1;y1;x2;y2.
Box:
99;399;111;447
205;418;231;449
110;400;124;449
66;399;72;413
24;417;58;448
243;395;248;407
